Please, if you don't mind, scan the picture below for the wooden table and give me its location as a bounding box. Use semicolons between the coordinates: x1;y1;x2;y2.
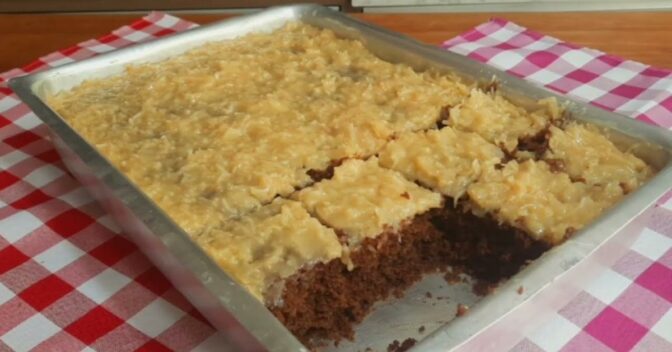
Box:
0;12;671;72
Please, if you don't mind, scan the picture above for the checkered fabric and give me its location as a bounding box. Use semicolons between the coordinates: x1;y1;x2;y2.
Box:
442;18;672;130
443;19;672;352
0;13;231;352
0;12;670;352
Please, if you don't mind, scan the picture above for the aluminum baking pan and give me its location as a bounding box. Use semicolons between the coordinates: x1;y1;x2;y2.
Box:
10;4;672;352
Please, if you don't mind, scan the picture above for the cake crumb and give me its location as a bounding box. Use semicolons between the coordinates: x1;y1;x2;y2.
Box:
517;286;524;294
473;281;497;296
443;269;462;284
387;338;417;352
387;340;400;352
418;325;426;333
456;303;469;317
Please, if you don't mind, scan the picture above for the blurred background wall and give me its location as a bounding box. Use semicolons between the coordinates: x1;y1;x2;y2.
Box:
1;0;672;13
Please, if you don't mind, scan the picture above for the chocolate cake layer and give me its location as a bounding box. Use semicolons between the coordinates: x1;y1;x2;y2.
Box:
270;215;453;347
427;203;550;282
269;203;549;348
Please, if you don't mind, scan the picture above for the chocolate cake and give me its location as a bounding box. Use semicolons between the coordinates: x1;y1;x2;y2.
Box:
47;21;654;349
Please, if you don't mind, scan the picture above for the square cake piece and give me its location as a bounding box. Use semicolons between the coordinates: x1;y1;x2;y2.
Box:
379;126;503;200
467;159;611;244
295;157;442;246
269;158;447;344
544;122;653;194
446;89;560;153
198;198;343;303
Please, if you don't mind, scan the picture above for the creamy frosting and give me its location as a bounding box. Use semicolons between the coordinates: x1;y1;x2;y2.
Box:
199;199;343;301
295;158;442;245
447;89;559;152
545;123;653;194
49;22;469;236
467;160;612;244
379;126;503;200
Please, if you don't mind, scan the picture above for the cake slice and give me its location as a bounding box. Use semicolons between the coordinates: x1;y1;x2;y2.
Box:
379;126;503;200
445;89;560;153
467;159;612;244
295;157;442;247
197;198;343;303
378;127;549;282
544;122;653;195
266;158;446;345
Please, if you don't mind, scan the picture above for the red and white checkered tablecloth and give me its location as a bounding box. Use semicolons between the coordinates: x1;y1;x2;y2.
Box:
0;13;226;352
0;12;670;352
442;19;672;352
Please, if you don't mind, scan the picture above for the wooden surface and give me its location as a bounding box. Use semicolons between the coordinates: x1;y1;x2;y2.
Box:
0;12;671;72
